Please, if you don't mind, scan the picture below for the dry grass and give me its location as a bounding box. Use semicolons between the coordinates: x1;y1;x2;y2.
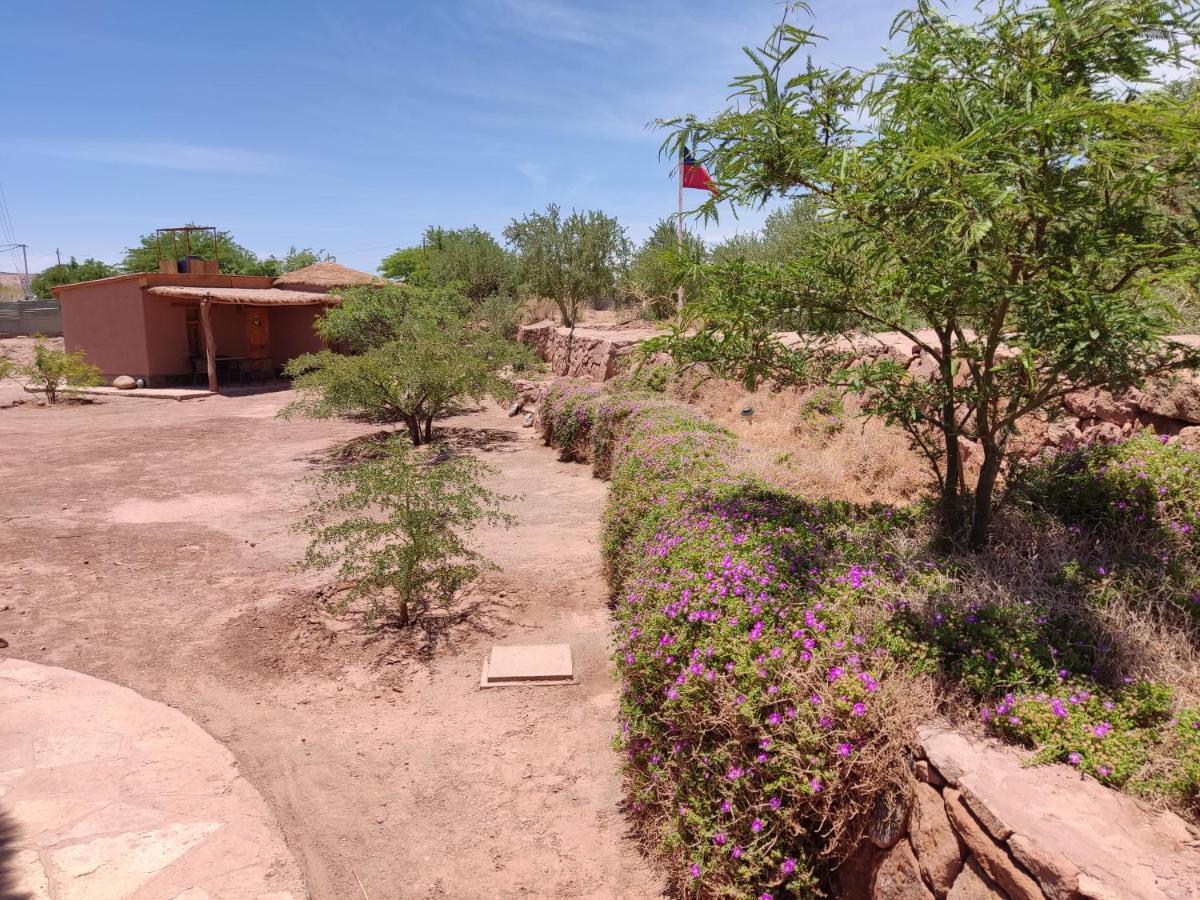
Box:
671;374;929;507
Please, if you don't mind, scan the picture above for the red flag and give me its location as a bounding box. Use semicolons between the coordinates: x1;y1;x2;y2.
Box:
682;148;718;194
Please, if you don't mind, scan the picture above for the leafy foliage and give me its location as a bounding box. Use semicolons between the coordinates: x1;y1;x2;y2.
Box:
297;438;513;627
14;339;103;403
122;227;281;275
621;219;705;319
539;383;924;896
281;284;533;444
656;0;1200;548
710;199;822;265
30;258;118;298
381;226;516;302
504;204;630;327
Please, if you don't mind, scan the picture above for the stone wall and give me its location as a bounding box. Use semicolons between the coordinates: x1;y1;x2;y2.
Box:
517;321;663;381
839;726;1200;899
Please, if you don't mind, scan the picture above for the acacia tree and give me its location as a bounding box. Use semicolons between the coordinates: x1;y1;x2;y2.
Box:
281;285;533;445
622;219;706;319
31;258;118;298
504;204;629;328
657;0;1200;549
297;439;513;628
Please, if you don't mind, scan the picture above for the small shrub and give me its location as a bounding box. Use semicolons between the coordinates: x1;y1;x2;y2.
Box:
296;438;514;627
17;339;102;403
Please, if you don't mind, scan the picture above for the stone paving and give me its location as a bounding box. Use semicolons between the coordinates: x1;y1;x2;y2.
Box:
0;658;305;899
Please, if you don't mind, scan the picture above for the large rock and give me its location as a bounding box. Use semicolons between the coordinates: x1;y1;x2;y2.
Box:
112;375;136;390
922;726;1200;900
947;857;1006;900
942;789;1044;900
910;782;964;898
837;839;881;900
1064;388;1139;426
872;840;935;900
1176;425;1200;452
1134;374;1200;425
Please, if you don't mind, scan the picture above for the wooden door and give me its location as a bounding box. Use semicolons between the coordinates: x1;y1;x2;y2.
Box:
246;307;269;358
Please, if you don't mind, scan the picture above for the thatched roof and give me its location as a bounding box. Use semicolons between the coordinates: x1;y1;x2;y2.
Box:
272;261;382;289
147;286;339;305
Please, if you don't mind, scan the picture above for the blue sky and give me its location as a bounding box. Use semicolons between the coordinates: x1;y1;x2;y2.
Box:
2;0;902;275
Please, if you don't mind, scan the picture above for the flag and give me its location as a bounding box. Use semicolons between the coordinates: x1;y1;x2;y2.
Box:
682;148;718;194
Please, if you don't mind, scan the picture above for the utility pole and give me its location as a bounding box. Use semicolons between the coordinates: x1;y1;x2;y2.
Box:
21;244;29;299
56;248;62;266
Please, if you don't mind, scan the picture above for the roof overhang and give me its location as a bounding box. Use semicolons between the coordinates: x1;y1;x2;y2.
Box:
146;286;339;306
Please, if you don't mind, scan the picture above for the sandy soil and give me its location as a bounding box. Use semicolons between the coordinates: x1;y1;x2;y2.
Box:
0;352;663;899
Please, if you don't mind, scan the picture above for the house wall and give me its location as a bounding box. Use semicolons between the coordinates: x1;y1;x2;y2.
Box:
268;305;327;371
141;295;191;379
59;279;150;380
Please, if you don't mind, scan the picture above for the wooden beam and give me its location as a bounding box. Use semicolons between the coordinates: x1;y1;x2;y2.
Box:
200;295;218;392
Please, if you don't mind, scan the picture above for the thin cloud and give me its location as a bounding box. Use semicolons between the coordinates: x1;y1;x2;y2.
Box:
517;162;550;187
12;139;284;174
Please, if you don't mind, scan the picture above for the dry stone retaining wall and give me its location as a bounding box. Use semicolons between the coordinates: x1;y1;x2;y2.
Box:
517;320;663;381
840;726;1200;899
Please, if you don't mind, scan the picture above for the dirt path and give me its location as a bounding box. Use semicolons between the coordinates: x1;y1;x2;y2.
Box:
0;379;662;899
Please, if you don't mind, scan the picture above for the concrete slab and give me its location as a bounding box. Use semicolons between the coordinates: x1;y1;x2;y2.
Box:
0;658;306;898
480;643;575;688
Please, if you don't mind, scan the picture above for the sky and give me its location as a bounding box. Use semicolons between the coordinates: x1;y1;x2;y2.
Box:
2;0;904;276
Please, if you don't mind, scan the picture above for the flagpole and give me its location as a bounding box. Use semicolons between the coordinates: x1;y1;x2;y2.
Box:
676;147;685;313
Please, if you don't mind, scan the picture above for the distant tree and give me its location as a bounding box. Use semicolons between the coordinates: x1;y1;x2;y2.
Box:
280;285;534;445
121;227;280;276
381;227;515;301
504;204;629;328
658;0;1200;549
622;219;706;319
280;246;333;273
297;438;514;628
14;339;103;403
380;246;430;283
30;258;118;298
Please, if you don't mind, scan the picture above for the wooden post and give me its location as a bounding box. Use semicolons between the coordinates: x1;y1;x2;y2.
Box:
200;295;218;393
676;147;685;313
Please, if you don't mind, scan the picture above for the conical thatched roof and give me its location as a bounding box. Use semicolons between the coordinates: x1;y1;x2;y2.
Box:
273;261;383;290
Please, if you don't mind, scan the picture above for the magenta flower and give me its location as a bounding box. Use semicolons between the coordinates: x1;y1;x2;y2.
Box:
689;863;700;878
1068;752;1082;766
837;742;853;757
851;702;867;717
782;857;797;875
751;818;764;833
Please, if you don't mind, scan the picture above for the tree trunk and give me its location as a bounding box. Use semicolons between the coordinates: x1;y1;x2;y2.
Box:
968;445;1002;551
423;416;433;443
936;330;965;544
405;415;424;446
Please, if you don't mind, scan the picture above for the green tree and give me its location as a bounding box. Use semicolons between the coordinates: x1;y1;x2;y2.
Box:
622;219;706;319
381;227;515;301
379;245;431;283
504;204;630;328
30;258;118;298
121;227;280;276
280;246;333;273
297;438;514;628
710;199;821;265
657;0;1200;549
15;339;103;403
281;286;533;445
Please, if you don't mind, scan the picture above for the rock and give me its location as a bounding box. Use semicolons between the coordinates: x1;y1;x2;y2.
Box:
910;782;964;897
113;375;136;390
873;844;936;897
1045;420;1082;448
872;840;935;900
1064;388;1139;426
943;789;1044;900
1079;421;1123;445
836;839;880;900
920;724;1200;899
914;760;946;787
0;637;7;648
1135;374;1200;424
1008;833;1079;900
1177;425;1200;452
869;788;911;850
507;402;522;417
960;787;1012;842
947;857;1006;900
521;413;534;428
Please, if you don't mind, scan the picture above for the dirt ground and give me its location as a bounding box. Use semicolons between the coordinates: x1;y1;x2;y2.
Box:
0;347;663;898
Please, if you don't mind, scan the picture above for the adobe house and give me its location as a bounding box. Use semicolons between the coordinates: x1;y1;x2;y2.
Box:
52;259;381;390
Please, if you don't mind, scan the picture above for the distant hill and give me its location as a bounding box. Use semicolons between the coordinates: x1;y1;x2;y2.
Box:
0;271;29;299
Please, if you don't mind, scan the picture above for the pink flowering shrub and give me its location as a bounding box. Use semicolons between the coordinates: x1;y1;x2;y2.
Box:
540;382;926;897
